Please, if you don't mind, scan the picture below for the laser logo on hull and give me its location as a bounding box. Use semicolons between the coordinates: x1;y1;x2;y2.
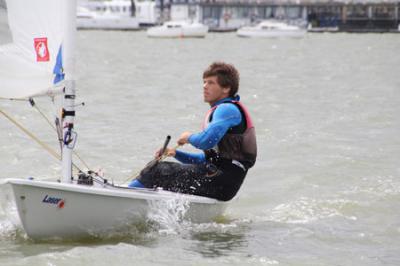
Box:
42;195;65;209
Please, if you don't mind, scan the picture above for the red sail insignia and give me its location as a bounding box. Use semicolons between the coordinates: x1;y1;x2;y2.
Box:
34;37;50;62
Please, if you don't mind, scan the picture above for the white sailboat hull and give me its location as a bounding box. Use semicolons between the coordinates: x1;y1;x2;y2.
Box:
77;17;140;30
237;20;306;38
6;178;227;239
237;28;306;38
147;22;208;38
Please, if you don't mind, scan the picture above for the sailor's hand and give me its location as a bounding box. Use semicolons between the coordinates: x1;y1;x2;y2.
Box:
155;147;176;158
177;131;192;146
165;148;176;157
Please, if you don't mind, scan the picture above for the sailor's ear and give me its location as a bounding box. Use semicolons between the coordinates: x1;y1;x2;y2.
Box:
222;87;230;94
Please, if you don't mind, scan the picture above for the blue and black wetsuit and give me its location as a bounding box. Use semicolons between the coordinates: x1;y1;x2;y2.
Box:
130;95;257;201
175;96;243;164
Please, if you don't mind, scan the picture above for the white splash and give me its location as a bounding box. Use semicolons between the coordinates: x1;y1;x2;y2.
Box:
0;184;23;238
147;195;190;235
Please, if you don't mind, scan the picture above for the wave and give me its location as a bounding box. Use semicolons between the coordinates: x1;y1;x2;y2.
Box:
0;184;25;241
264;197;359;224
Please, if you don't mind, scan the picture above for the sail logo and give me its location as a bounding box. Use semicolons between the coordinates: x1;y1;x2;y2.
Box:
42;195;65;209
34;37;50;62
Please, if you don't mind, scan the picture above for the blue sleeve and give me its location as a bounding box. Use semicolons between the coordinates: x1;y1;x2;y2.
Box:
188;103;242;150
174;150;206;164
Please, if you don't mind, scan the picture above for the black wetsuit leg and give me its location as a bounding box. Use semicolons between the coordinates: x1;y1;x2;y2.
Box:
137;161;247;201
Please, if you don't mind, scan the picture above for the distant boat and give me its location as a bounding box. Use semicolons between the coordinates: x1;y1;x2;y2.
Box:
147;21;209;38
77;1;139;30
237;20;306;38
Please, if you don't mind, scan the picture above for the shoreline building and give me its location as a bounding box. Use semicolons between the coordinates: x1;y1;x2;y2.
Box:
165;0;400;32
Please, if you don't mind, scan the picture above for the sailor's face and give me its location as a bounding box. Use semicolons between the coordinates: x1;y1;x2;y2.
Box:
203;76;230;105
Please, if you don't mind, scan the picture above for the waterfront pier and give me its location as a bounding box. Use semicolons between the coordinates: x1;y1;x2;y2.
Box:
165;0;400;32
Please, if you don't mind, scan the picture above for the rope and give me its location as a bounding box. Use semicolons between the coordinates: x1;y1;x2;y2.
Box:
1;97;92;171
31;101;56;131
122;144;181;184
0;108;61;161
72;151;91;170
0;108;83;173
0;97;29;101
29;99;92;171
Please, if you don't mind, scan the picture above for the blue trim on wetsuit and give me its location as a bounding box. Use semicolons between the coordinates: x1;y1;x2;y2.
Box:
128;179;144;188
174;96;242;164
175;150;206;164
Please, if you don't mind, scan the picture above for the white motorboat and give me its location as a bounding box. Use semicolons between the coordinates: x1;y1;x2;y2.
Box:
77;1;139;30
237;20;306;38
147;21;208;38
0;0;226;240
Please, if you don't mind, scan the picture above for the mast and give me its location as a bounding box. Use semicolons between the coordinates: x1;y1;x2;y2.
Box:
61;0;77;183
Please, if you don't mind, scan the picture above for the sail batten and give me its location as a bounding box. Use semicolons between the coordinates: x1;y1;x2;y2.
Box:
0;0;75;99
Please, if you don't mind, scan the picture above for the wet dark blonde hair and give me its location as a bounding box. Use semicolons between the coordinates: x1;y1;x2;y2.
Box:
203;62;240;97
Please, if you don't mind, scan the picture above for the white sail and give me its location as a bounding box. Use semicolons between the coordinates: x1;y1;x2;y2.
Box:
0;0;76;99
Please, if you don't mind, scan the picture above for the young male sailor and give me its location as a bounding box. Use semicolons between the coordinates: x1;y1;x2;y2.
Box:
129;62;257;201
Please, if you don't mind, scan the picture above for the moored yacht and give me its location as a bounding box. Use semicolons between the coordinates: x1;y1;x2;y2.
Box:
77;0;139;30
237;20;306;38
147;21;208;38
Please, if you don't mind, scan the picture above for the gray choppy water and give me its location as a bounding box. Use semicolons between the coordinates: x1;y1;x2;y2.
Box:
1;14;400;266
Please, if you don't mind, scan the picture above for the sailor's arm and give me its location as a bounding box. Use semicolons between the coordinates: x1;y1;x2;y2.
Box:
156;146;206;164
185;103;242;149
